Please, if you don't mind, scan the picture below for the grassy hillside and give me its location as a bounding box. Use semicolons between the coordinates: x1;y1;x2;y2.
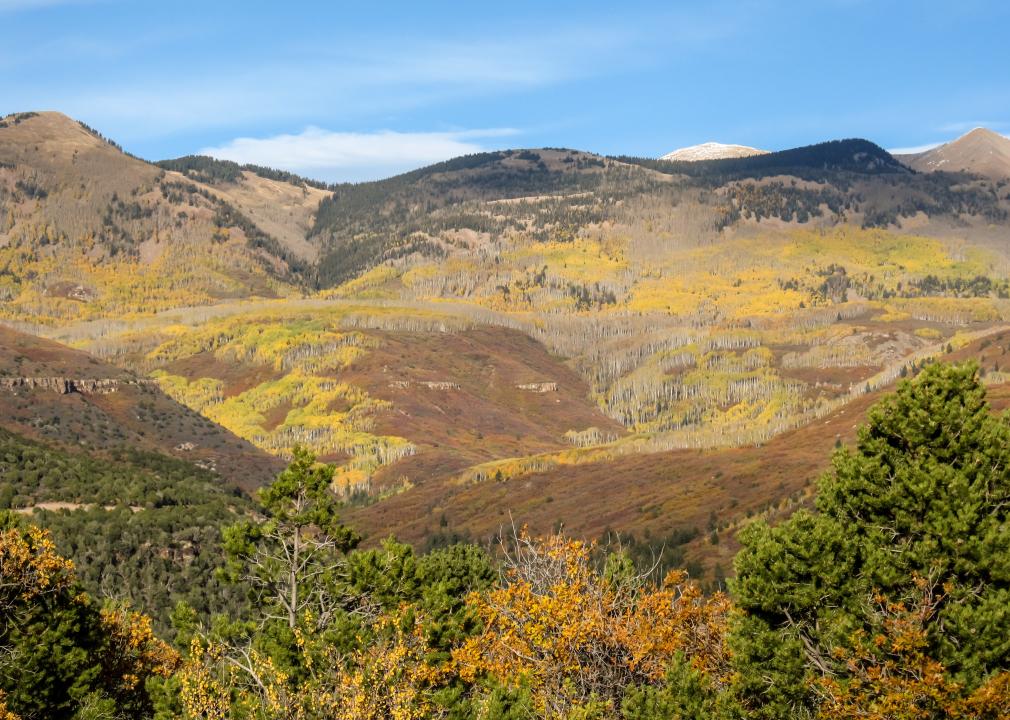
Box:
155;154;332;263
0;112;320;324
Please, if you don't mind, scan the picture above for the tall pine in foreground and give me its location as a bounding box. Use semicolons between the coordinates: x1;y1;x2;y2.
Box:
731;362;1010;718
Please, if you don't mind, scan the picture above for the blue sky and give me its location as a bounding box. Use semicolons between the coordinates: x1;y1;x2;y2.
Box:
2;0;1008;181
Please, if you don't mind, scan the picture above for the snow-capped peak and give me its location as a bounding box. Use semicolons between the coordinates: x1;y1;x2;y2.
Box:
660;142;769;162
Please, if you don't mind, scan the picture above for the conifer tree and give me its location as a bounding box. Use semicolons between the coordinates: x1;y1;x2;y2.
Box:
222;445;360;630
731;362;1010;718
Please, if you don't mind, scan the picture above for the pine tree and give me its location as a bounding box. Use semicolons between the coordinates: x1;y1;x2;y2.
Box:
730;362;1010;718
221;445;360;630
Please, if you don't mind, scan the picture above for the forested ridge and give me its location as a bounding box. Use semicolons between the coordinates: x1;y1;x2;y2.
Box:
155;155;336;191
4;362;1010;718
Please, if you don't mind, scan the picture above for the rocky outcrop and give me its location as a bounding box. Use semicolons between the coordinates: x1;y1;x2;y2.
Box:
388;380;461;391
516;382;558;393
0;376;155;395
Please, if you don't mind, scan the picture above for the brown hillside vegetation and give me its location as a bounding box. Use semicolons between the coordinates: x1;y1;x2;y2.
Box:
899;127;1010;178
137;315;621;488
347;388;876;549
344;326;626;474
0;324;282;489
348;330;1010;571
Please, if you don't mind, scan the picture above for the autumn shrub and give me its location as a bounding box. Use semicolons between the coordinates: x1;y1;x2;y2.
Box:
453;529;732;718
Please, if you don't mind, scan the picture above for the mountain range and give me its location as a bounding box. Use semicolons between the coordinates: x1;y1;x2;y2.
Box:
5;109;1010;579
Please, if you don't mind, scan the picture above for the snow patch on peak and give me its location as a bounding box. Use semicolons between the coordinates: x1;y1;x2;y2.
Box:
660;142;768;162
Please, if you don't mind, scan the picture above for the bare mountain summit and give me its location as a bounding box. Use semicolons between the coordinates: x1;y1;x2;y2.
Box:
660;141;769;162
899;127;1010;178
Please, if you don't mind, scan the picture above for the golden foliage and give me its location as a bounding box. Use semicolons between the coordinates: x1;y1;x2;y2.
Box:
177;639;234;720
814;578;1010;720
144;311;414;488
99;605;181;693
453;530;731;717
0;525;75;609
0;239;292;327
0;692;18;720
178;611;448;720
320;613;450;720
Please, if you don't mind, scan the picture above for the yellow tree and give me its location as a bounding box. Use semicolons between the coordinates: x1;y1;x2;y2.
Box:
453;529;732;718
178;608;450;720
0;520;178;718
0;524;74;611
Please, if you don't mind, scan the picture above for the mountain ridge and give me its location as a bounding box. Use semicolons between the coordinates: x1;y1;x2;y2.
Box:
0;110;318;322
897;127;1010;178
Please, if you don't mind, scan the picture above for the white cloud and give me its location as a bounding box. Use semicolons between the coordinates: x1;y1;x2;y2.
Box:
887;141;944;155
199;127;520;183
938;120;1007;134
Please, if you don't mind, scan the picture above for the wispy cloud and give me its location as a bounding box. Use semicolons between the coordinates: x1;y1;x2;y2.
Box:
199;127;520;183
888;141;944;155
17;4;747;141
938;120;1008;133
46;33;607;138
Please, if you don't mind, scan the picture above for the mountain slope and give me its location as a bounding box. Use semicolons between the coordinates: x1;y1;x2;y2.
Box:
348;329;1010;571
0;323;283;490
154;155;332;263
309;148;648;285
660;142;768;161
308;140;915;288
0;111;322;323
60;303;625;494
899;128;1010;178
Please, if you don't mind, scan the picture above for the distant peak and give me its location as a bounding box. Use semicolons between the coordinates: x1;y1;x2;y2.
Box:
958;126;1005;141
660;142;769;162
900;126;1010;178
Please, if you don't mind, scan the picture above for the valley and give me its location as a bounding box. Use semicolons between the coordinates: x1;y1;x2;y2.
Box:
5;109;1010;571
